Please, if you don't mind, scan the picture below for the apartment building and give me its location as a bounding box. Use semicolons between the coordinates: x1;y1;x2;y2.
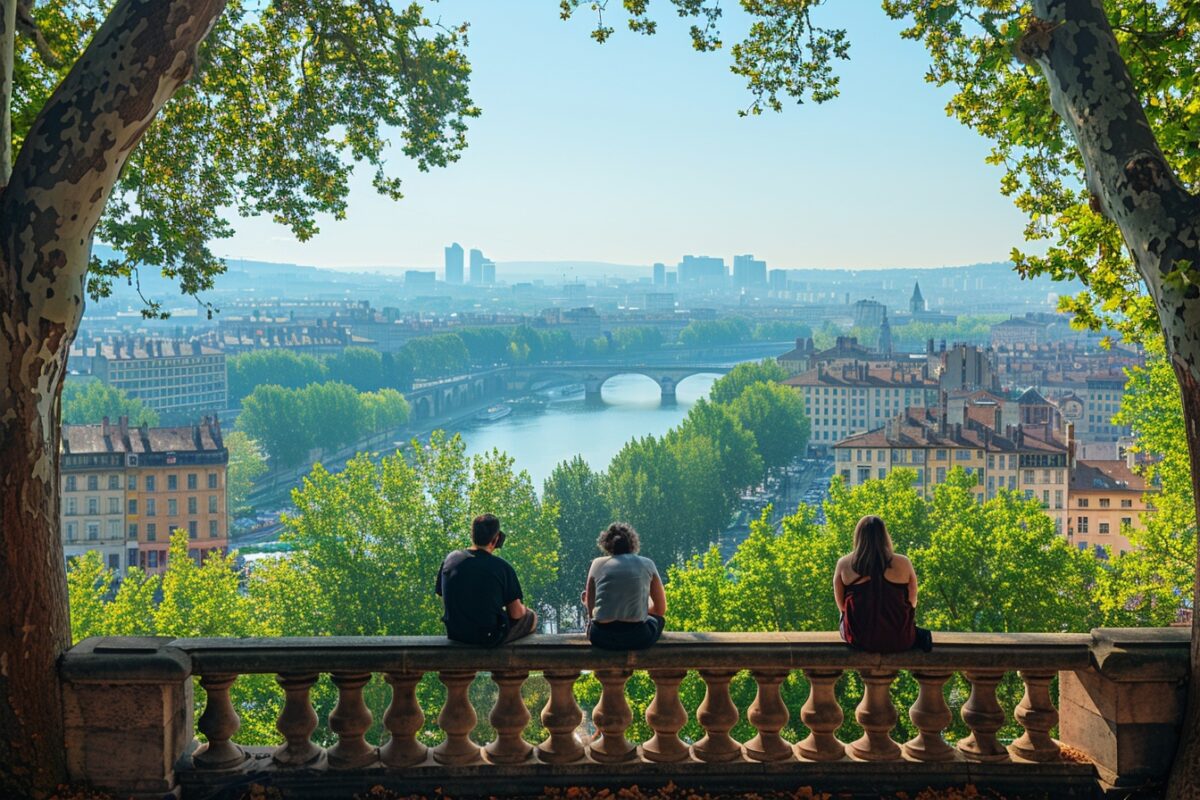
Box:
833;411;1071;534
1067;460;1150;557
60;416;229;576
73;338;228;419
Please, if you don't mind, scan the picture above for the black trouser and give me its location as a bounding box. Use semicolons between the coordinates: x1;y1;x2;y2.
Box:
587;615;665;650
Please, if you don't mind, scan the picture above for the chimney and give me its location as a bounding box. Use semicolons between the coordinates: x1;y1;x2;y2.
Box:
101;416;111;438
118;416;129;442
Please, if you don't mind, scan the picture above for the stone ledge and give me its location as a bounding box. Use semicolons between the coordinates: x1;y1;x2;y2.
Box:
171;631;1096;675
1089;627;1191;681
62;636;192;683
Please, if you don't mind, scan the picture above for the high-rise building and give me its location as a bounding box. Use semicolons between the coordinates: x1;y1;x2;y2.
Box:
677;255;727;286
444;243;464;284
653;263;666;286
732;254;767;288
469;248;485;283
768;269;789;292
60;416;229;576
72;338;227;420
405;270;437;289
481;260;496;285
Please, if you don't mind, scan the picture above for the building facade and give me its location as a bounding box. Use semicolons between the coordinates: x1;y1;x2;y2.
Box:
60;417;229;576
784;363;939;448
74;338;227;419
1066;459;1149;557
444;242;464;284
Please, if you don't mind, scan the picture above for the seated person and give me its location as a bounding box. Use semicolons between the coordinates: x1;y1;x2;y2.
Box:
436;513;538;646
583;522;666;650
834;514;932;653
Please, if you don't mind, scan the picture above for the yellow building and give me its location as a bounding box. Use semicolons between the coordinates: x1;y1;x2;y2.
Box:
1067;460;1150;557
60;416;228;575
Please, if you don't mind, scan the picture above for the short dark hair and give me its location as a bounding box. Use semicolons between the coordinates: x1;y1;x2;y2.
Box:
597;522;639;556
472;514;501;547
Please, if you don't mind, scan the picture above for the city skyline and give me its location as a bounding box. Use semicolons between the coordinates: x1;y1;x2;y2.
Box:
213;2;1041;273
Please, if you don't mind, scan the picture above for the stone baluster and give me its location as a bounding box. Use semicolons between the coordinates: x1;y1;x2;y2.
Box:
381;672;428;768
642;669;690;763
272;673;322;767
1009;671;1061;762
958;670;1010;762
433;670;482;765
327;672;377;769
796;669;845;761
537;670;585;764
745;669;793;762
587;669;637;763
485;670;533;764
194;673;246;769
902;671;955;762
693;669;743;762
847;669;901;761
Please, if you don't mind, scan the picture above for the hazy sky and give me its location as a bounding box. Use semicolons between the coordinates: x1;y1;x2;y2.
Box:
219;2;1033;272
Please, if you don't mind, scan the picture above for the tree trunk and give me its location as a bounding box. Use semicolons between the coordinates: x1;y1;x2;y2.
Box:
0;0;226;794
1026;2;1200;796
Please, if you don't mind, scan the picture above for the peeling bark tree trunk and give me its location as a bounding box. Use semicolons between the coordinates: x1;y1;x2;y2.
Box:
0;0;225;794
1026;1;1200;796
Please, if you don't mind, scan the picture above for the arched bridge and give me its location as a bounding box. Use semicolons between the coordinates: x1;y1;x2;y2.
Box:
511;364;731;401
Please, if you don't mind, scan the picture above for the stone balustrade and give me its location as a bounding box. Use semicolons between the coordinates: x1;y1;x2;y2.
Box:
59;629;1190;800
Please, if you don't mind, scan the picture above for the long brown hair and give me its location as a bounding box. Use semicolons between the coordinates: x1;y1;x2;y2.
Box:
850;515;894;578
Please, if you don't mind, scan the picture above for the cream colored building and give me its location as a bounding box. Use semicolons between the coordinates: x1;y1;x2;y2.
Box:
1067;459;1150;557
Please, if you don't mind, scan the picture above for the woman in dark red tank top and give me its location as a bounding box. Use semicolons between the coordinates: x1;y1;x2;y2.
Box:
834;515;931;653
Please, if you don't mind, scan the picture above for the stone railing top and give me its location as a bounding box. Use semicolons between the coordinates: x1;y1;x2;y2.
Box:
60;629;1191;683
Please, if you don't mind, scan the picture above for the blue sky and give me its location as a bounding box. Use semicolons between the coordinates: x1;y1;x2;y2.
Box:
220;2;1032;272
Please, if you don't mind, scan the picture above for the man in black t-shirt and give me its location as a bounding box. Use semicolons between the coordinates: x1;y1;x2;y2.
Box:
435;513;539;646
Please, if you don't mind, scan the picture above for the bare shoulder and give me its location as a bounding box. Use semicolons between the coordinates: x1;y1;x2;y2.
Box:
891;553;916;576
834;554;851;579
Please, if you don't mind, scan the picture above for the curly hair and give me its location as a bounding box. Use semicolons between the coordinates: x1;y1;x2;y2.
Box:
597;522;640;556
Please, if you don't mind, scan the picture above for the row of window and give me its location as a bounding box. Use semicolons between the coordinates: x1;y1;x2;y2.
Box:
129;495;222;516
66;518;222;541
1074;517;1134;534
1076;497;1134;509
66;471;221;492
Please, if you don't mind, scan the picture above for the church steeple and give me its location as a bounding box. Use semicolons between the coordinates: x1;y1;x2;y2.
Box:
910;281;926;314
878;310;893;355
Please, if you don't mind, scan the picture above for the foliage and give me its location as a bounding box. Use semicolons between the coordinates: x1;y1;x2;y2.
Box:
679;317;753;349
402;333;471;379
609;326;664;354
227;350;327;405
727;381;811;476
707;359;790;405
360;389;411;434
543;457;612;628
324;347;388;392
61;381;159;426
603;434;684;567
224;431;268;517
752;320;812;342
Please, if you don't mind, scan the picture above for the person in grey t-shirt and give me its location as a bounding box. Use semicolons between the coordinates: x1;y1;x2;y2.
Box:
582;522;667;650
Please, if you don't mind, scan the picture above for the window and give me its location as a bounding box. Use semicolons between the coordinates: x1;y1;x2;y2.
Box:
1078;516;1089;534
1120;498;1133;508
168;499;178;516
187;473;197;490
1121;517;1132;528
208;472;218;489
1078;498;1089;508
1055;490;1063;509
188;521;198;539
65;522;77;540
1099;522;1110;534
66;476;77;491
65;498;77;516
128;523;138;539
146;523;157;542
208;495;218;514
107;520;121;539
108;554;121;571
146;498;156;516
108;475;120;490
936;467;946;483
128;499;138;514
187;497;197;515
935;449;947;460
86;523;99;540
87;497;98;515
209;519;219;538
878;468;886;480
1099;498;1111;508
857;467;871;484
145;474;156;491
128;475;137;490
87;475;98;491
956;450;971;461
167;474;178;490
1023;470;1034;483
147;550;159;569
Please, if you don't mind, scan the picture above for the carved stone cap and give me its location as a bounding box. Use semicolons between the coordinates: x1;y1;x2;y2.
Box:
61;636;192;684
1089;627;1191;682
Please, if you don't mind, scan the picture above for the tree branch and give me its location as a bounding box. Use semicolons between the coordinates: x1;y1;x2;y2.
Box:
15;0;65;69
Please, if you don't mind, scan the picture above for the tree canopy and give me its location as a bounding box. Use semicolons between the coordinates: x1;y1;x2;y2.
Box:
60;380;159;426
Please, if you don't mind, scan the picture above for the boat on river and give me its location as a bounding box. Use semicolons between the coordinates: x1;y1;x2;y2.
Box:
539;383;585;402
476;404;512;422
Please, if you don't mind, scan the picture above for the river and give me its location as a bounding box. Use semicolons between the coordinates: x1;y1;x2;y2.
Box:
454;373;720;488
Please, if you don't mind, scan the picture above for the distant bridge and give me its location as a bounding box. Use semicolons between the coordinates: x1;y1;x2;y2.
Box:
509;364;732;401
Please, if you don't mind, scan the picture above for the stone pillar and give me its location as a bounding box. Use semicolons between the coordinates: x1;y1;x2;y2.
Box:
958;670;1010;763
61;637;196;799
795;669;845;761
1060;627;1191;792
847;669;901;761
588;668;638;763
194;673;247;769
1009;671;1060;762
433;669;482;765
693;669;743;762
537;670;585;764
744;669;793;762
327;672;378;769
643;669;690;763
485;670;533;764
381;671;428;768
273;672;323;766
902;671;955;762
